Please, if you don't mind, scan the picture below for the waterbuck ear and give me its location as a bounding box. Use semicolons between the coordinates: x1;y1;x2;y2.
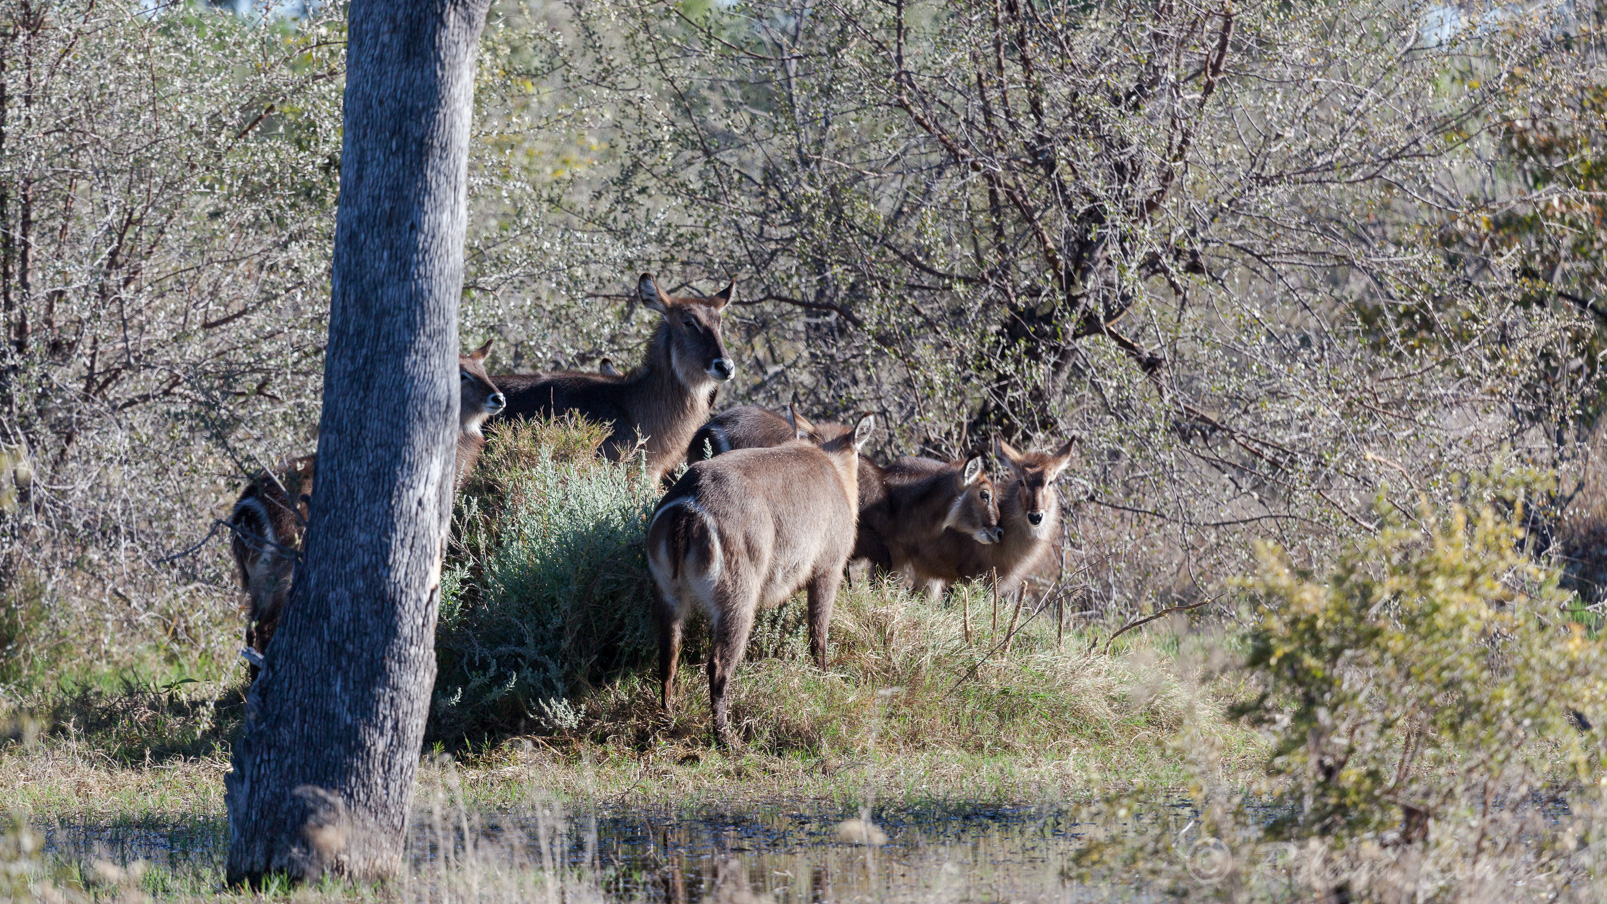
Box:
962;456;985;486
469;339;493;361
710;278;735;311
792;411;818;436
638;273;670;314
850;413;875;452
787;404;807;441
1045;436;1077;481
598;358;621;378
995;438;1026;473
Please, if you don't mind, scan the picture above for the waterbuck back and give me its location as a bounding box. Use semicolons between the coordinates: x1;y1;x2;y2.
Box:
855;455;1003;599
646;412;873;743
850;455;891;569
495;273;735;482
228;342;505;676
686;406;888;548
929;438;1075;597
684;405;819;465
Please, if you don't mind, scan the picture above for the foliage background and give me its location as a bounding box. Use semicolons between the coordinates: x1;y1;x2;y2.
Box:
4;3;1607;896
1;0;1606;695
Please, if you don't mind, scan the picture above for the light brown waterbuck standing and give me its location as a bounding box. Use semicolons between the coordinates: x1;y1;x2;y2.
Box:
647;410;874;743
686;406;891;555
928;437;1076;597
228;341;505;676
854;455;1003;598
494;273;735;482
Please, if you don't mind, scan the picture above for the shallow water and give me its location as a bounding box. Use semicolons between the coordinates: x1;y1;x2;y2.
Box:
40;800;1189;901
548;802;1099;902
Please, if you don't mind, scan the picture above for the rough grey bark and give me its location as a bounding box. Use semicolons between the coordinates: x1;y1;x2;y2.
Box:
224;0;491;885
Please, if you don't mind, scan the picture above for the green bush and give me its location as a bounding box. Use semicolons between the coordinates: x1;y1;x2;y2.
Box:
1236;494;1607;842
431;417;663;743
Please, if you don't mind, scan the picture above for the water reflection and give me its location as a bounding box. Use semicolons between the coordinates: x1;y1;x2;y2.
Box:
579;802;1090;902
41;800;1141;901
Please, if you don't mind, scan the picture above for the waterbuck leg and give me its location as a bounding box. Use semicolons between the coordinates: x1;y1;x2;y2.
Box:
707;590;757;746
806;570;844;670
654;587;683;714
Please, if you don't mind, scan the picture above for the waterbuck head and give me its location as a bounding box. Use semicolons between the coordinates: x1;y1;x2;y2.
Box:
946;456;1003;545
996;437;1076;536
460;340;505;434
639;273;735;388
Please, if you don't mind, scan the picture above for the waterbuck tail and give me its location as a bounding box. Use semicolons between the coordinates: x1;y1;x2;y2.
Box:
647;496;723;585
228;493;274;589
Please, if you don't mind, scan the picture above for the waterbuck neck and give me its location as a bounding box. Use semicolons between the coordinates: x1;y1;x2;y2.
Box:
830;449;860;514
626;322;717;462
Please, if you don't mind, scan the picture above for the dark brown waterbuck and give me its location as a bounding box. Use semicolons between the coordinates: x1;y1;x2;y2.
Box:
495;273;735;483
228;341;505;676
853;455;1003;598
926;437;1075;597
647;410;873;743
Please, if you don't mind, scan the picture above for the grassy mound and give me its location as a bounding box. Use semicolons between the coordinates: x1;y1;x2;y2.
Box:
588;578;1214;752
430;417;1252;779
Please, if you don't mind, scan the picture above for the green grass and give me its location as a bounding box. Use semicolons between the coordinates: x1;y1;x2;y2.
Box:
0;593;1260;817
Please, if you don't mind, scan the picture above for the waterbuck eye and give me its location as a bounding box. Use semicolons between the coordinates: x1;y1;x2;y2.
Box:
682;317;698;330
981;491;991;502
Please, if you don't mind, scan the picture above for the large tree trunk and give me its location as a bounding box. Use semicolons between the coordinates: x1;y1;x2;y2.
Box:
224;0;490;885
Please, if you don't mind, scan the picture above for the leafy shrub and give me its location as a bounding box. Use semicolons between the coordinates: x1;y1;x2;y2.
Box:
431;417;662;743
1237;495;1607;842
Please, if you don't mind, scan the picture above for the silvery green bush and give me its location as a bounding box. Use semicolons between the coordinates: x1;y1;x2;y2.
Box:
432;418;660;741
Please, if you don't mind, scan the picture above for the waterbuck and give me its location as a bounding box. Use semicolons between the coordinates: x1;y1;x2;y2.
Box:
854;455;1003;598
228;341;505;675
927;437;1076;597
686;403;896;503
685;406;897;569
495;273;735;482
683;405;820;464
647;410;873;743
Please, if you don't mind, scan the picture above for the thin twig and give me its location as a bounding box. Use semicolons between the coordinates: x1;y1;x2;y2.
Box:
1104;594;1221;654
946;585;1053;698
1002;587;1025;656
992;570;999;631
962;592;972;645
160;519;228;563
